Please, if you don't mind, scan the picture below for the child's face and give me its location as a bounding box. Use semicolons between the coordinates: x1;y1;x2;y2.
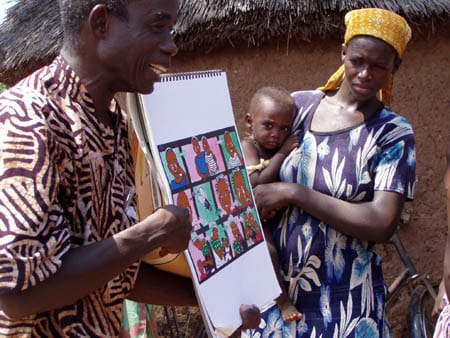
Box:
249;98;294;151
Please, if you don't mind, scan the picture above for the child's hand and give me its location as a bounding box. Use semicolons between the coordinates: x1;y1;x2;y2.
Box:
279;134;299;156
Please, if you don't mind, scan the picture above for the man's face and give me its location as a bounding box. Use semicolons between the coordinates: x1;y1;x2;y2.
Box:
98;0;178;94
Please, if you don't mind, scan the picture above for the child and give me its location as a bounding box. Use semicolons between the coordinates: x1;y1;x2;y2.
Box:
241;86;301;322
432;141;450;337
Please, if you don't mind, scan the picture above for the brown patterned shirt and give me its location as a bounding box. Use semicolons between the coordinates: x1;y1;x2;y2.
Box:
0;56;139;337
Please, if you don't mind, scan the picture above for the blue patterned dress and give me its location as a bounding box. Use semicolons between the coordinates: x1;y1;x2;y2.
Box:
244;90;416;338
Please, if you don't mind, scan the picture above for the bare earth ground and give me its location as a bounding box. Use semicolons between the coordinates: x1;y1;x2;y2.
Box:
153;305;204;338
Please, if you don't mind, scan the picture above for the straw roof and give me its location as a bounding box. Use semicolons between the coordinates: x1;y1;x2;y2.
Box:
0;0;449;86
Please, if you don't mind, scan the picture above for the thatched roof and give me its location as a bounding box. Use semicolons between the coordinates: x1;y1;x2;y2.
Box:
0;0;449;86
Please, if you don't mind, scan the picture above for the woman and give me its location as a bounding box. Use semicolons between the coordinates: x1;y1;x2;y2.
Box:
247;8;416;337
432;141;450;337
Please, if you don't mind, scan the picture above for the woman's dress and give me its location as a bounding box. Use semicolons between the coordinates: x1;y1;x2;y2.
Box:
245;90;416;337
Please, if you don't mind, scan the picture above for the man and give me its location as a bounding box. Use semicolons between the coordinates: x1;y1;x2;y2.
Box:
0;0;259;336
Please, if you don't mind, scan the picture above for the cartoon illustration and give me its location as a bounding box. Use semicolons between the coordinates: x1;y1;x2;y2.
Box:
209;224;232;269
214;174;235;217
243;208;263;247
192;136;209;181
164;147;190;191
193;183;218;224
197;259;208;282
231;169;253;208
223;131;244;169
175;189;197;225
229;218;247;256
192;232;216;277
202;136;220;176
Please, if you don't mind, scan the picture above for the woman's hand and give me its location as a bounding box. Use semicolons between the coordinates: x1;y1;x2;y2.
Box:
253;183;292;220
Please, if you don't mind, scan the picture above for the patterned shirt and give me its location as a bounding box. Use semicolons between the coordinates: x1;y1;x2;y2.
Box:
0;56;139;337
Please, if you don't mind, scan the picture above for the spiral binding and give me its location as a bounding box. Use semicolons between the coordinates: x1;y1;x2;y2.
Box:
161;69;223;82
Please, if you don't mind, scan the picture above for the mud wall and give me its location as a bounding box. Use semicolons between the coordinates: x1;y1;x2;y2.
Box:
168;34;449;336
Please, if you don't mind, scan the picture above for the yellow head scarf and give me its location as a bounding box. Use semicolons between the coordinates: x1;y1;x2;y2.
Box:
318;8;412;106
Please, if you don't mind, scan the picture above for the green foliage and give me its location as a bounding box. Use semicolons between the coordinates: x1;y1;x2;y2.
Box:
0;82;7;93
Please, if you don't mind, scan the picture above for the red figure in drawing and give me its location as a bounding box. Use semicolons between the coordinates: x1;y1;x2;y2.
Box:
193;236;215;275
201;136;219;176
165;148;190;190
215;175;234;216
232;170;252;208
197;259;208;282
192;136;209;181
176;190;193;223
230;220;247;256
209;226;231;268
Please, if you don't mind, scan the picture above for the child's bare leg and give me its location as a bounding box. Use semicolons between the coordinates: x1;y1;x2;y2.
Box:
263;224;302;322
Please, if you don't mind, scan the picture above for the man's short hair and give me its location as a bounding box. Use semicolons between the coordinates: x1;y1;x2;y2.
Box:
59;0;134;46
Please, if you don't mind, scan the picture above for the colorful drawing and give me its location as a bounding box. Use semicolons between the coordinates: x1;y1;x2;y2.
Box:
213;174;235;217
221;131;244;170
208;222;233;269
162;147;190;191
192;182;219;224
201;136;224;176
190;230;216;282
174;189;199;226
230;168;253;209
243;207;264;248
227;216;247;257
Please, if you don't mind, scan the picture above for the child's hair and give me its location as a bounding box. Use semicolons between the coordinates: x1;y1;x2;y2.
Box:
248;86;296;118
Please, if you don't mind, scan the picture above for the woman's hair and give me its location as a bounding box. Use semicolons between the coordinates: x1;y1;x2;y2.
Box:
59;0;135;46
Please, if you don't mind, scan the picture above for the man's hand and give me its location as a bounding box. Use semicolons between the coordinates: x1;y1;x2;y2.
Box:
149;205;192;254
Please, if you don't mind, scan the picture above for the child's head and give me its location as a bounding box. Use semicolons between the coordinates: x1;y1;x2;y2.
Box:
245;86;296;151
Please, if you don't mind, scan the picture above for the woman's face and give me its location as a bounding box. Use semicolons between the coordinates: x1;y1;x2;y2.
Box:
342;36;398;102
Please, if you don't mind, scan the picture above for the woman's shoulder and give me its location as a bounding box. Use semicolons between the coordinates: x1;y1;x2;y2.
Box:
376;105;414;131
290;90;324;132
291;89;324;105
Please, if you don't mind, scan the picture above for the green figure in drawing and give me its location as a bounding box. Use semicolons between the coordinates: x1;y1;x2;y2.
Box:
193;184;218;224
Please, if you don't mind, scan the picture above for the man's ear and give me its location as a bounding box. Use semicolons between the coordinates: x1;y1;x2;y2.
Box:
89;4;109;37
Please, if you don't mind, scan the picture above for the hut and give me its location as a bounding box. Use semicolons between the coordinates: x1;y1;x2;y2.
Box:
1;1;449;336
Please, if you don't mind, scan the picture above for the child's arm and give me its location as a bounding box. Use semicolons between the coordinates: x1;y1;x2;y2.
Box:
443;143;450;296
243;135;298;188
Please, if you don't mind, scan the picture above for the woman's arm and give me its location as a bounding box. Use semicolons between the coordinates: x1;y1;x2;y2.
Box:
0;206;191;319
128;263;197;306
443;144;450;296
254;182;404;242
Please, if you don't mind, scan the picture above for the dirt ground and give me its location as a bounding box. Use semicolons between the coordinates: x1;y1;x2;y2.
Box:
146;34;450;337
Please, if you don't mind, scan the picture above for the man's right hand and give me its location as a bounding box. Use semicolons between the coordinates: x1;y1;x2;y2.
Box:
148;205;192;254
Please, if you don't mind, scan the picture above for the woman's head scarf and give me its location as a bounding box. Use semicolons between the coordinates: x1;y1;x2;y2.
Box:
318;8;412;106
